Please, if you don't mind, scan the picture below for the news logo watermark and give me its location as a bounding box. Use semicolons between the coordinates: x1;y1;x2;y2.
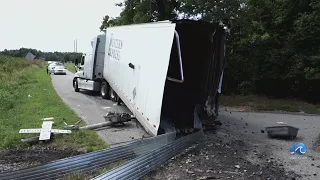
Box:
289;143;307;160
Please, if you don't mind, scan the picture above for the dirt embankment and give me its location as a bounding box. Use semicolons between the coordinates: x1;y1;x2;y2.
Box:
0;147;82;173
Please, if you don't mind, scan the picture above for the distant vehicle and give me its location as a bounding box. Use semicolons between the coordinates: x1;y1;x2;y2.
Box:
73;20;228;136
52;65;67;75
48;62;65;75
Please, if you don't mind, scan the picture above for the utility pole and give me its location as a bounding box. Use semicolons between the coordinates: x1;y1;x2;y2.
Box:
74;39;78;52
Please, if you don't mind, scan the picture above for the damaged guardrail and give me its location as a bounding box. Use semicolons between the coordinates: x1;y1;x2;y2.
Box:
0;121;177;180
93;130;203;180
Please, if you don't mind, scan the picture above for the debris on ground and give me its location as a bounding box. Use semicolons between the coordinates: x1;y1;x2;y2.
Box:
266;126;299;139
19;117;72;143
146;130;300;180
41;117;54;121
63;112;134;131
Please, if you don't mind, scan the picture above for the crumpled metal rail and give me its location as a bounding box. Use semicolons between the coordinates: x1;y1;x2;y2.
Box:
93;130;203;180
0;131;176;180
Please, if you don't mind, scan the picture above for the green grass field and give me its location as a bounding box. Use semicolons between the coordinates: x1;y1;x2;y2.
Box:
0;56;107;151
65;63;77;73
220;94;320;114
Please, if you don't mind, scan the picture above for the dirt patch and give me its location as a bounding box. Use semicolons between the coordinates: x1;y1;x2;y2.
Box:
145;130;300;180
0;147;82;173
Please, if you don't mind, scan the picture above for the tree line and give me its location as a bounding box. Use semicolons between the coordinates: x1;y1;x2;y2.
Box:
101;0;320;103
0;48;82;63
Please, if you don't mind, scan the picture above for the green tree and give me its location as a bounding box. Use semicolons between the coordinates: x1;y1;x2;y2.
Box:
100;0;320;102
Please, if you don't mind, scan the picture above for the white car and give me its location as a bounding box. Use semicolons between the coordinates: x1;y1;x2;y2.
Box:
48;63;66;75
52;65;67;75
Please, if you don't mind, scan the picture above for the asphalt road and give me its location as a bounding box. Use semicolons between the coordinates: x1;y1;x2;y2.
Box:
51;71;320;179
50;70;149;146
217;110;320;179
148;110;320;180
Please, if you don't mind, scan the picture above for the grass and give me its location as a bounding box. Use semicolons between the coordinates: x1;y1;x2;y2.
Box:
220;94;320;114
0;56;107;151
64;63;77;73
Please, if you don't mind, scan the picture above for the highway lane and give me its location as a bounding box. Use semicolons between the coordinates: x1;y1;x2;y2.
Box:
50;70;149;146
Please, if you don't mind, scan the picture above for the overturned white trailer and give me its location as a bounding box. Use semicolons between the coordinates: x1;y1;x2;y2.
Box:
73;20;227;136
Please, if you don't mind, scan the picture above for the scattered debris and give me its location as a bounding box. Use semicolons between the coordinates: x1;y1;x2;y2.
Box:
28;94;32;98
104;112;135;124
64;119;82;130
19;118;72;143
266;126;299;139
41;117;54;121
186;169;194;174
64;112;134;131
198;176;208;180
195;168;204;173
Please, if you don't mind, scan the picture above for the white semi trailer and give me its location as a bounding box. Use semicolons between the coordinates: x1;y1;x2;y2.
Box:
73;20;227;136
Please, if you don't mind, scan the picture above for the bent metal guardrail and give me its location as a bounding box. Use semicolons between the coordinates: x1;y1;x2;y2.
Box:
93;130;203;180
0;120;203;180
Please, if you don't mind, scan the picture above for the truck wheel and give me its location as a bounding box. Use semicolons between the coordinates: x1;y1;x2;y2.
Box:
109;87;119;102
117;98;122;105
101;82;110;99
73;78;79;92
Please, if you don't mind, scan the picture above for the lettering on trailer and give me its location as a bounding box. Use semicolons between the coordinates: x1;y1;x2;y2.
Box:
108;37;123;61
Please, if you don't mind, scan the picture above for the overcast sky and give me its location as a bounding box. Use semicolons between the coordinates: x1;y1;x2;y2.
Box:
0;0;123;53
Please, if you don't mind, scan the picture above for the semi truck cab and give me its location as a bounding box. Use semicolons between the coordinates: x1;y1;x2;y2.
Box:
74;34;106;92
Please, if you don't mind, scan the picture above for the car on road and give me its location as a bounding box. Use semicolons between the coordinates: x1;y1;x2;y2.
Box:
52;65;67;75
48;62;66;75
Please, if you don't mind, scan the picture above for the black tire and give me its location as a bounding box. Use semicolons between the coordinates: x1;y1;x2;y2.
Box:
101;81;110;99
116;97;122;105
73;78;79;92
109;86;119;102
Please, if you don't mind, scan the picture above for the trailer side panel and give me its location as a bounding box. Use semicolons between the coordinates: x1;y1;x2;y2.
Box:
103;22;176;136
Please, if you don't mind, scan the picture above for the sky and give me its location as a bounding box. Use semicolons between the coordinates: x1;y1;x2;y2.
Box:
0;0;123;53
